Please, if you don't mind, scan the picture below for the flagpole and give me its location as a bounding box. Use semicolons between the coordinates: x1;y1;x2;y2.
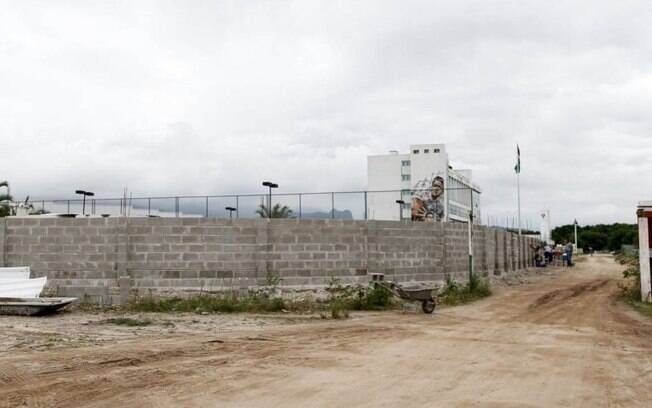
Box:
516;144;522;269
516;144;522;237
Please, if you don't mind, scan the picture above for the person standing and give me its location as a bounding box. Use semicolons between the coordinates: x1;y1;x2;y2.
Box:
544;244;552;264
565;241;574;267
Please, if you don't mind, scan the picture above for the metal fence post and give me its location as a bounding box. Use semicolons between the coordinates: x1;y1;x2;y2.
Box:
175;197;179;217
236;195;239;218
364;191;368;220
298;194;302;219
147;198;151;216
331;192;335;219
205;196;209;218
67;200;70;214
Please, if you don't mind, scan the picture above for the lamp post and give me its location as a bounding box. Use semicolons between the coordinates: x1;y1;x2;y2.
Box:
225;206;237;219
395;199;405;221
261;181;278;219
75;190;94;216
574;219;578;250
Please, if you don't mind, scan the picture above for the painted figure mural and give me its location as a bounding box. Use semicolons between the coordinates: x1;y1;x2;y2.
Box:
411;176;445;222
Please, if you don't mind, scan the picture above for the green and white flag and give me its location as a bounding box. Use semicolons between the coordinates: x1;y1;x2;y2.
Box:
514;144;521;174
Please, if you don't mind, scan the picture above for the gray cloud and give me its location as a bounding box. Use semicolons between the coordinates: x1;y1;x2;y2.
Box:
1;0;651;226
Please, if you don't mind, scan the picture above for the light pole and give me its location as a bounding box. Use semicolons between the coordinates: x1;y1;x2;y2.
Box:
574;219;578;250
466;187;481;284
395;200;405;221
468;191;474;284
75;190;94;216
225;206;237;219
262;181;278;219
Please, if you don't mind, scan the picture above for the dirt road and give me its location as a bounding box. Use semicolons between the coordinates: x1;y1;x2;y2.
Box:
2;255;652;407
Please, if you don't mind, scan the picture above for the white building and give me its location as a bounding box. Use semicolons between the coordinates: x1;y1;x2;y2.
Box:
367;144;481;222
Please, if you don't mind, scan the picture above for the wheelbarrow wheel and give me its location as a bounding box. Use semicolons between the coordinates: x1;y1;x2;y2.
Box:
421;298;435;314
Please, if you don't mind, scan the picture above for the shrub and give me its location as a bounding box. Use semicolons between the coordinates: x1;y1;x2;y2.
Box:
617;252;642;303
439;274;492;306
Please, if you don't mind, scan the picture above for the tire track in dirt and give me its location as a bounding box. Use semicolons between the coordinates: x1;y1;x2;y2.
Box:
3;256;652;407
528;278;611;310
0;323;421;408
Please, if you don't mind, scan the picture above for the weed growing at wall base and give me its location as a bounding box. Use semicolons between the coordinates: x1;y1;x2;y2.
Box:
439;274;492;306
322;278;395;319
128;293;287;314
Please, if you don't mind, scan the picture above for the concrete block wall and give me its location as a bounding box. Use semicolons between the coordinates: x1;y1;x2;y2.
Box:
0;217;538;304
3;217;121;303
495;229;507;275
368;221;446;283
444;223;470;280
126;218;262;294
266;220;368;287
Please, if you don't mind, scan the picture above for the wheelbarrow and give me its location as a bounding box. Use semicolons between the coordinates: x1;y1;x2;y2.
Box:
375;280;437;314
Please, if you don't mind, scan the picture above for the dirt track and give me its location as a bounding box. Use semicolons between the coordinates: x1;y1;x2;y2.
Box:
2;255;652;407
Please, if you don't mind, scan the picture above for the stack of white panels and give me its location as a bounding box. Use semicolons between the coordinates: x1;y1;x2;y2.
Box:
0;267;47;298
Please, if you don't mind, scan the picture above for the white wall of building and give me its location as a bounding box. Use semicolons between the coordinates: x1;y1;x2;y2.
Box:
367;144;481;222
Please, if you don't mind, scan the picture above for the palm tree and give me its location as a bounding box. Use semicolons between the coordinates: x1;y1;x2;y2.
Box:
0;180;12;217
255;203;294;219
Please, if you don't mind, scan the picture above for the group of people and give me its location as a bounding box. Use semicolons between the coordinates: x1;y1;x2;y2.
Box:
533;241;575;267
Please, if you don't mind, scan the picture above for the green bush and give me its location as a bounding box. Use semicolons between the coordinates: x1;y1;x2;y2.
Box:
439;274;492;306
616;251;642;303
320;279;395;319
324;298;350;319
350;285;393;311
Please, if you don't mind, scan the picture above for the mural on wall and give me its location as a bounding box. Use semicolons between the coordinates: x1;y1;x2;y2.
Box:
411;175;445;222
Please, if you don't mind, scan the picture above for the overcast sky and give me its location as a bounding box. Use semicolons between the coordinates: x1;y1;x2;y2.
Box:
1;1;651;226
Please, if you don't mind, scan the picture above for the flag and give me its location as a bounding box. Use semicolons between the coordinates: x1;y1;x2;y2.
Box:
514;144;521;174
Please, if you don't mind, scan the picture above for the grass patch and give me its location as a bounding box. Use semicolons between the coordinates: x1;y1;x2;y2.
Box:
128;293;287;314
623;298;652;319
101;317;153;327
439;273;492;306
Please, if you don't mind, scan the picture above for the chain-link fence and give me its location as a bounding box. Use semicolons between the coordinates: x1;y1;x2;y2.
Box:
27;188;544;229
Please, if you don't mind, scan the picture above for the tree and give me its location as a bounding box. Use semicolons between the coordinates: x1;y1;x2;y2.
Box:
552;223;638;252
0;180;12;217
579;230;609;251
255;203;294;219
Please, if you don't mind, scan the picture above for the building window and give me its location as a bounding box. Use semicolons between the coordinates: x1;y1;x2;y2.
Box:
401;160;411;166
434;148;440;153
413;149;419;154
402;175;411;181
424;149;429;153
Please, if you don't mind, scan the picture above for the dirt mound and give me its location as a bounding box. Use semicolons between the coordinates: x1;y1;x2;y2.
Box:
529;278;611;310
